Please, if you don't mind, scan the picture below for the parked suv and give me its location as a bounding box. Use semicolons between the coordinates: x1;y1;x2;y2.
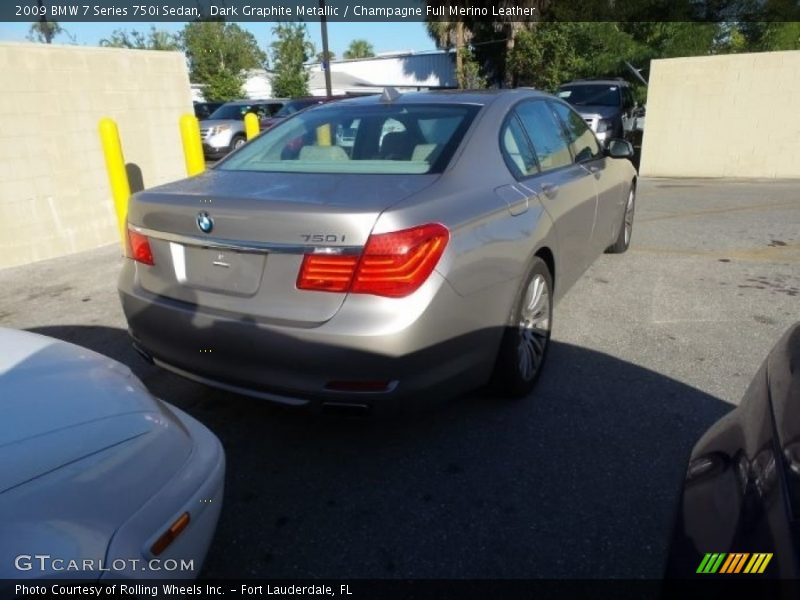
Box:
556;79;638;146
200;99;287;159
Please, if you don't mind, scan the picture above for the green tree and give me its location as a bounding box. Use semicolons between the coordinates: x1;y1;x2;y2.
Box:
100;26;180;50
508;24;579;92
27;1;68;44
731;21;800;51
759;22;800;50
458;46;486;89
343;39;375;59
28;21;64;44
316;50;336;63
427;20;472;88
270;23;314;98
182;21;267;102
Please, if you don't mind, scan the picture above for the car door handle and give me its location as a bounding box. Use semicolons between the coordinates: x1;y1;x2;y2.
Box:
541;183;559;199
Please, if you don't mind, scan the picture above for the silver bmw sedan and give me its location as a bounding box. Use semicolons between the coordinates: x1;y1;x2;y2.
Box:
118;89;637;411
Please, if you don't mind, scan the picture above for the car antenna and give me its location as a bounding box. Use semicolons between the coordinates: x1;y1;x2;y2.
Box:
380;87;401;103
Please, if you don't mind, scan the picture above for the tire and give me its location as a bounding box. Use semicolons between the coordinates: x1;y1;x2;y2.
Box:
606;184;636;254
490;257;553;398
230;135;246;151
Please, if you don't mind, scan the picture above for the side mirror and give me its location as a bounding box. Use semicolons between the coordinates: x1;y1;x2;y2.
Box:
606;139;635;159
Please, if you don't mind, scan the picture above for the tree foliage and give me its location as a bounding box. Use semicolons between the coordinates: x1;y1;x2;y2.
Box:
343;39;375;60
182;21;267;102
270;23;314;98
424;12;800;98
100;26;181;50
27;20;65;44
316;50;336;63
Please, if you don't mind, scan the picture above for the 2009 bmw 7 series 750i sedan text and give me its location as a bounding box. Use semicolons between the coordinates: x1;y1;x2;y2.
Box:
118;89;638;412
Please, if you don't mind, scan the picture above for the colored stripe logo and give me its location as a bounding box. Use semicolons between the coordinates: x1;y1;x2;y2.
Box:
697;553;773;574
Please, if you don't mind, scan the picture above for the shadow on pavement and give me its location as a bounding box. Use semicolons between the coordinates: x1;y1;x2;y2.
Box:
28;324;731;579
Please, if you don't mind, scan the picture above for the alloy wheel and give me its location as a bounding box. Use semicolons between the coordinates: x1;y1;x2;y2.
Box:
517;274;551;381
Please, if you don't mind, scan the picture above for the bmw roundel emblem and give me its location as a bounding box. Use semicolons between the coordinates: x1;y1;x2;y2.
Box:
196;211;214;234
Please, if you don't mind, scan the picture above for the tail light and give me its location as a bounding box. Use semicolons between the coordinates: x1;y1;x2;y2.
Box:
297;223;449;298
126;227;154;266
296;254;359;293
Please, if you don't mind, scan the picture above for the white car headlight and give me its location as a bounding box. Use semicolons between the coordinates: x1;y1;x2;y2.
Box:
596;118;614;134
209;125;231;136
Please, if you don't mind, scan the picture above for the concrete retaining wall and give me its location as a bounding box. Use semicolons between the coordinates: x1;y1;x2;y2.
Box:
640;51;800;179
0;42;192;268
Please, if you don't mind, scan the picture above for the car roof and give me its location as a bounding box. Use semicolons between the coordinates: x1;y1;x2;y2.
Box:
335;89;549;108
560;79;630;87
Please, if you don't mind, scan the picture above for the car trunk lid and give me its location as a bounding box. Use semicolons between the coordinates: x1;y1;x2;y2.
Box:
127;169;437;325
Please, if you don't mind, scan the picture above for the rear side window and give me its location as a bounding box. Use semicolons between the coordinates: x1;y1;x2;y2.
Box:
500;116;538;178
515;100;573;172
549;101;602;163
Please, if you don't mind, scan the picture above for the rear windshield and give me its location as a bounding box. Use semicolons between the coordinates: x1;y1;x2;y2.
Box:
557;85;621;107
219;103;480;175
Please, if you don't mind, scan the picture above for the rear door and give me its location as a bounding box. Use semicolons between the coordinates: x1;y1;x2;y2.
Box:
511;99;598;290
550;99;624;259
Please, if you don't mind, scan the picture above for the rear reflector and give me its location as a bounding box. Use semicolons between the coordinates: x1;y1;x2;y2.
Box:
297;223;449;298
150;512;190;556
126;228;154;266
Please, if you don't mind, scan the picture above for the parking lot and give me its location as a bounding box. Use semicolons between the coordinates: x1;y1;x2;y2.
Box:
1;178;798;578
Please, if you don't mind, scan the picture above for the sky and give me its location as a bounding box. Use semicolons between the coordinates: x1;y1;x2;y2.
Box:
0;21;437;58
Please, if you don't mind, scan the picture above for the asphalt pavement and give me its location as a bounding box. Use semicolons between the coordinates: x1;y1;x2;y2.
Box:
1;178;798;578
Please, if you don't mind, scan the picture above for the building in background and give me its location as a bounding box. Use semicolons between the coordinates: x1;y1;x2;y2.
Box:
191;50;458;101
307;51;457;95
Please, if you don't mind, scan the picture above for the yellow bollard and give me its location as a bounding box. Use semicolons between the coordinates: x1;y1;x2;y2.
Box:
179;114;205;176
316;123;332;146
98;117;131;250
244;112;260;141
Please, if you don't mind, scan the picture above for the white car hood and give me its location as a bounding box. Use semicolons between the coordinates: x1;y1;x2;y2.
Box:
0;329;194;574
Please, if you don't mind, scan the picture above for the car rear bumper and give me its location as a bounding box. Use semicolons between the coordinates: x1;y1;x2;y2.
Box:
118;261;510;412
102;404;225;579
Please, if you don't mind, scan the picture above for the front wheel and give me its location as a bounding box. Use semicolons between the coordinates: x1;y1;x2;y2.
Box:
230;135;247;151
606;184;635;254
490;257;553;398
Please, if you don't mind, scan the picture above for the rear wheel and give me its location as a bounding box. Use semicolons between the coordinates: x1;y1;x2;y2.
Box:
491;257;553;398
606;184;635;254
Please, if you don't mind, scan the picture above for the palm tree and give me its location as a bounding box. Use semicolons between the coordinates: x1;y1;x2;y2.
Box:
426;20;470;88
343;39;375;60
27;0;63;44
493;0;546;87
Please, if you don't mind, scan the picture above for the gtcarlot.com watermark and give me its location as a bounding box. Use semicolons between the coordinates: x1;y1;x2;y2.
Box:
14;553;194;573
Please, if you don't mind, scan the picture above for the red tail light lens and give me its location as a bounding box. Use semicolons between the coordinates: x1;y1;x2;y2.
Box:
352;223;449;298
296;223;449;298
126;228;154;266
297;254;359;293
